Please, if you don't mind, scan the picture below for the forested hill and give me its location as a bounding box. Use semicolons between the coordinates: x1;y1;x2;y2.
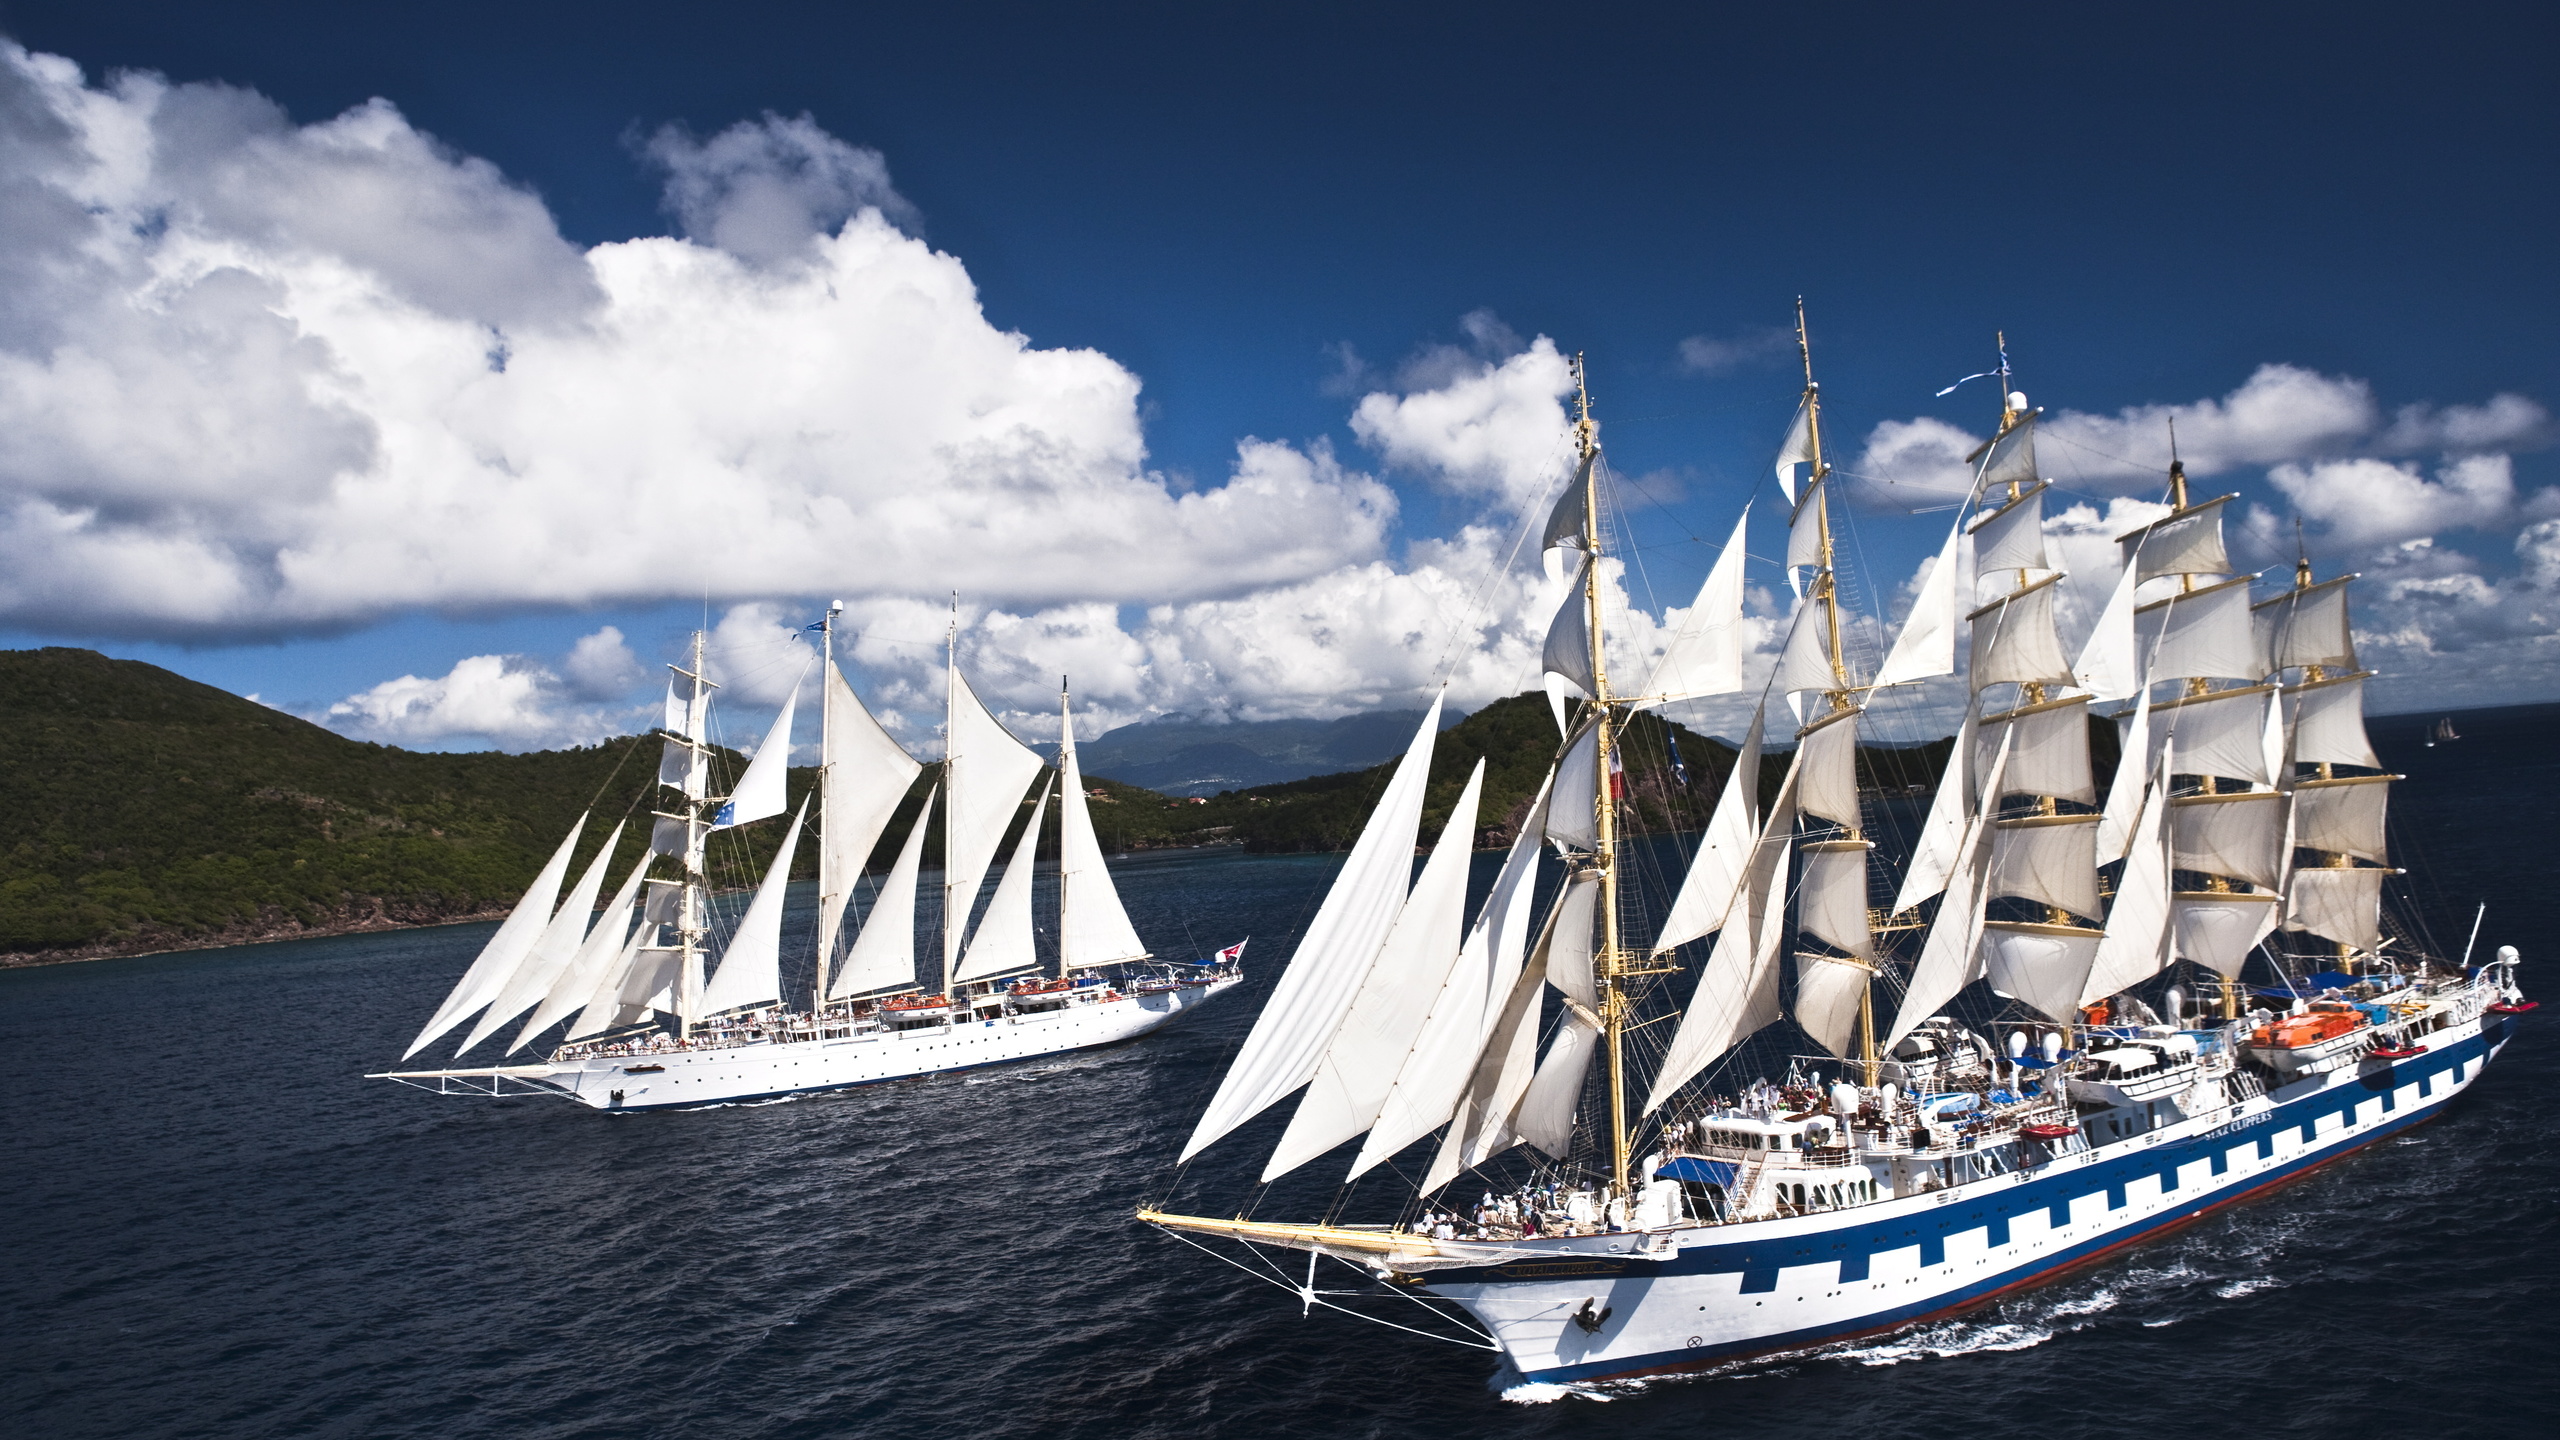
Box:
1;648;685;964
2;649;1962;966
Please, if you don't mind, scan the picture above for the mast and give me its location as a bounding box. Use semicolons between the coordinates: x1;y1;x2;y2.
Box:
814;605;836;1014
1793;304;1879;1089
676;629;713;1040
943;605;959;999
1059;675;1072;982
1571;356;1635;1202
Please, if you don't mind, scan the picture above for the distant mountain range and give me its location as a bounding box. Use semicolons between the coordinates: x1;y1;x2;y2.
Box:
1046;708;1460;796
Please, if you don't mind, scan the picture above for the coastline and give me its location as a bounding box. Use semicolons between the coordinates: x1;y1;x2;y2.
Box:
0;903;511;970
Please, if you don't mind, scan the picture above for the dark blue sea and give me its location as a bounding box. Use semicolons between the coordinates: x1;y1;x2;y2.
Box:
5;705;2554;1440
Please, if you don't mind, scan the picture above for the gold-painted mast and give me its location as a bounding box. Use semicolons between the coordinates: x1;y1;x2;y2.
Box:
1570;356;1635;1202
1793;304;1880;1089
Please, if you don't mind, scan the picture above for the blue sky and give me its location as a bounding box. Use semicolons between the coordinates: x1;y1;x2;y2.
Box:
1;1;2553;753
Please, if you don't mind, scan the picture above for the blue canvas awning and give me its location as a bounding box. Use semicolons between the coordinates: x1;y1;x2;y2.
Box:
1654;1157;1738;1187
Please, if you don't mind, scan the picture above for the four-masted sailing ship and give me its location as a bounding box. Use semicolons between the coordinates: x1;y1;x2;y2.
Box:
372;612;1241;1110
1142;322;2530;1384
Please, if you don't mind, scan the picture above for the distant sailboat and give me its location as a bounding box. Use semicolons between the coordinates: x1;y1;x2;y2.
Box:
2428;716;2458;746
372;614;1242;1110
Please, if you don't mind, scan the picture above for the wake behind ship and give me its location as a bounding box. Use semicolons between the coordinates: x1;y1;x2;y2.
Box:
1142;321;2531;1384
374;615;1239;1110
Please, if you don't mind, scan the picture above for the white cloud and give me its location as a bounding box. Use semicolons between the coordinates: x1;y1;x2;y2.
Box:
326;652;637;750
0;46;1394;641
643;111;916;265
561;625;644;699
2268;453;2515;548
1349;329;1575;514
1676;326;1793;375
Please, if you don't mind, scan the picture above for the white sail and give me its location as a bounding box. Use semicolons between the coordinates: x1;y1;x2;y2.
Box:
1787;476;1829;571
1179;699;1445;1163
817;661;922;972
1798;706;1862;833
1056;701;1150;970
1982;922;2102;1024
2096;687;2151;861
565;928;656;1041
2134;576;2262;683
1794;951;1871;1060
1547;719;1600;852
715;683;798;829
1543;871;1602;1009
1640;506;1750;706
2169;792;2288;890
1265;761;1485;1182
2143;684;2280;788
2172;891;2282;978
1797;840;1875;961
955;778;1056;985
1655;701;1765;952
1425;881;1567;1190
1541;453;1592;556
1989;814;2102;920
1359;773;1554;1179
663;676;689;738
1968;575;2075;692
2286;866;2391;952
659;737;707;799
2118;495;2234;581
1511;1012;1601;1159
1542;553;1596;699
1642;761;1802;1113
1977;412;2039;493
2292;774;2391;863
831;791;934;999
1873;516;1964;688
1968;481;2050;576
1975;696;2095;806
2080;752;2171;1005
1773;395;1814;502
697;799;808;1016
2290;673;2382;769
1892;696;1979;914
460;821;628;1053
510;848;651;1052
1775;591;1839;695
944;663;1049;977
1883;729;2012;1049
2255;576;2357;675
2073;556;2143;701
405;815;587;1057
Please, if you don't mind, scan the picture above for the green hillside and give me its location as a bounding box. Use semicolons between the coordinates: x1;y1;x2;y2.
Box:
1;648;1963;965
0;649;727;962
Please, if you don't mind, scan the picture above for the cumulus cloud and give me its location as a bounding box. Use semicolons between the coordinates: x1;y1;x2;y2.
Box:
643;111;916;264
325;638;648;751
0;46;1394;641
561;625;645;699
1350;327;1576;514
2268;453;2515;548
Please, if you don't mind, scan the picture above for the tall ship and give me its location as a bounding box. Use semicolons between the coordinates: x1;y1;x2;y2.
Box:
373;612;1242;1110
1142;320;2530;1384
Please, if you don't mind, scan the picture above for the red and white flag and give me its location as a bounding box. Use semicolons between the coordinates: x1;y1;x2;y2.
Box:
1215;939;1248;964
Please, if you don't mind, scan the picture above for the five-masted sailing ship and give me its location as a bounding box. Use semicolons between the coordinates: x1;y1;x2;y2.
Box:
373;611;1242;1110
1142;321;2530;1384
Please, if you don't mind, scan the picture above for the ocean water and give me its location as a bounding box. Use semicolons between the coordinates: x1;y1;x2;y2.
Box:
4;704;2553;1440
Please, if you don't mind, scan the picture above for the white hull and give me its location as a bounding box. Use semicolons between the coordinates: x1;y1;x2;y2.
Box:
385;976;1239;1110
1412;1005;2513;1383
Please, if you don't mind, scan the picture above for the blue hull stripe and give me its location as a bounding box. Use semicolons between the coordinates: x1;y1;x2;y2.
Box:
1462;1023;2510;1384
